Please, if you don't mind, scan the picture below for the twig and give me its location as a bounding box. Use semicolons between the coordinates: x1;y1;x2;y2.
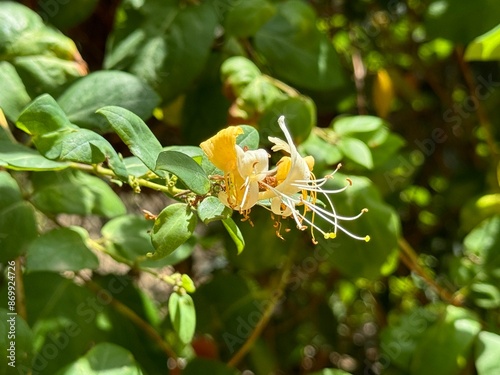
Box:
455;46;499;164
15;257;27;321
262;75;300;97
398;238;462;306
69;162;185;195
83;278;178;359
227;257;293;368
351;49;367;115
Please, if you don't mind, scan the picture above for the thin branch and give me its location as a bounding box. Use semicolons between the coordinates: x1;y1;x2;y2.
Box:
262;75;300;97
83;278;178;359
398;237;463;306
15;257;27;321
351;49;367;115
69;162;185;195
455;46;499;165
227;256;293;368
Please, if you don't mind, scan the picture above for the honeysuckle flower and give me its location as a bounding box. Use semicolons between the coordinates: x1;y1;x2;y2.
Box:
200;117;370;244
200;126;269;212
258;116;370;244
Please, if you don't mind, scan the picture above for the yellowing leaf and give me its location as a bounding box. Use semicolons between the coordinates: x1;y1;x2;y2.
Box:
372;69;395;119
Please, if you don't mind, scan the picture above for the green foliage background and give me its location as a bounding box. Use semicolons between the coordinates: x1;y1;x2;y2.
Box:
1;0;500;374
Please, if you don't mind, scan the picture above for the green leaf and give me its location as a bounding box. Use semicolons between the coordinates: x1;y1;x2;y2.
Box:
0;171;37;262
0;309;34;371
104;0;217;102
317;175;400;279
181;53;232;145
234;76;285;120
224;0;276;38
221;56;262;97
56;342;143;375
254;0;346;91
103;214;196;267
464;215;500;277
0;140;69;171
97;106;164;176
465;24;500;61
411;306;481;375
299;132;342;170
0;2;86;97
169;293;196;344
16;95;128;180
149;203;197;260
26;227;99;272
236;125;261;150
40;0;99;29
333;115;385;136
197;196;232;224
123;156;150;177
338;137;374;169
0;61;31;121
475;331;500;375
30;169;126;217
369;132;406;168
2;272;109;374
380;307;438;371
102;214;155;262
222;217;245;254
259;96;316;144
470;283;500;309
460;194;500;232
425;0;500;45
155;150;210;195
57;71;160;133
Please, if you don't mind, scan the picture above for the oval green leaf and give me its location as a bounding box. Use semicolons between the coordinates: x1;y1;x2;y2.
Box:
169;293;196;345
0;171;37;262
26;227;99;272
254;0;346;91
333;115;386;135
155;150;210;195
222;217;245;254
475;331;500;375
338;137;374;169
97;106;164;176
57;342;143;375
197;196;232;224
58;71;160;133
149;203;197;260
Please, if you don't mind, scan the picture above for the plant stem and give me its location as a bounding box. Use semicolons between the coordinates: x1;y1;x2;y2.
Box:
69;162;184;195
14;257;27;321
455;47;499;166
83;278;178;359
227;256;293;368
263;75;300;97
398;237;463;306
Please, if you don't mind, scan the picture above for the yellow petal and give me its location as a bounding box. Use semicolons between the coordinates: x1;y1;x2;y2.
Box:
373;69;395;119
276;156;292;185
304;155;315;171
200;126;243;172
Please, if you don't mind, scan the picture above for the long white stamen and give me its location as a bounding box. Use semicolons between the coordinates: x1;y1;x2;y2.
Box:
240;176;251;210
291;181;351;194
300;197;368;222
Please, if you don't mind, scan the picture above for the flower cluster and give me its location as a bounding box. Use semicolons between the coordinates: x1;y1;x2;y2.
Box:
200;116;370;244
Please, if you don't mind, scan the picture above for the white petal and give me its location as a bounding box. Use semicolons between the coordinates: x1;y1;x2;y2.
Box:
235;145;269;179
